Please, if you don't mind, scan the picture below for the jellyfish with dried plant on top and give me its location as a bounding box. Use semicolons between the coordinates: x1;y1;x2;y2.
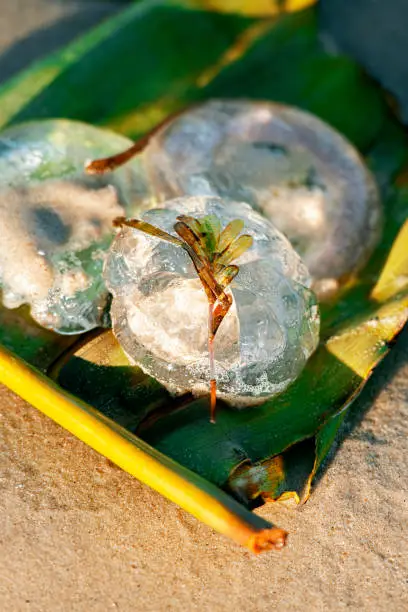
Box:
104;196;320;416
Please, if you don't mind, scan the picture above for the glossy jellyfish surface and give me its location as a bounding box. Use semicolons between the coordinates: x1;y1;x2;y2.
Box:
144;100;381;296
105;196;320;407
0;120;152;334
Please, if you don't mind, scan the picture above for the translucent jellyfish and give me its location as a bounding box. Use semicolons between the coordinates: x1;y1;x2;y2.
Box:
143;100;381;296
105;196;320;407
0;119;152;333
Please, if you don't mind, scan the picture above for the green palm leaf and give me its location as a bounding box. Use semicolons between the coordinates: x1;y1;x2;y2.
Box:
0;0;407;551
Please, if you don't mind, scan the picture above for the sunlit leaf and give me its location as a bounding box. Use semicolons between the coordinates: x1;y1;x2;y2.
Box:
198;214;222;257
190;0;316;17
0;0;407;552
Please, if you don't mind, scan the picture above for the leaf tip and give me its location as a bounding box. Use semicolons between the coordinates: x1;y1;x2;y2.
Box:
248;527;288;554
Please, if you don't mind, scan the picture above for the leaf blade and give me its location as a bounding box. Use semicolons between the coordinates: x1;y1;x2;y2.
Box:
216;234;253;266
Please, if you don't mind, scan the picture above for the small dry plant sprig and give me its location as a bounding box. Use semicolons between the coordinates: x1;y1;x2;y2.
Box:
114;214;253;423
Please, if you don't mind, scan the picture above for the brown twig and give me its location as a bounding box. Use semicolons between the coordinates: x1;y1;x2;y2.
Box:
113;214;252;421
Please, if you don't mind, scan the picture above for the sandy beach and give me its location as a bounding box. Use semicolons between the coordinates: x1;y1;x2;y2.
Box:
1;321;407;611
0;3;407;610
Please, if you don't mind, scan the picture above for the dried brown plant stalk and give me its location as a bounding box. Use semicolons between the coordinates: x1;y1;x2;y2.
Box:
113;214;253;422
85;110;185;175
